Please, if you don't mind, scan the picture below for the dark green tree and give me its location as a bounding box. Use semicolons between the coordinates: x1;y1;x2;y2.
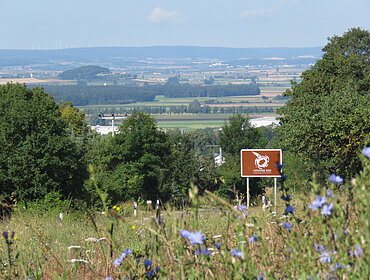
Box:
0;83;87;202
110;112;171;201
277;28;370;181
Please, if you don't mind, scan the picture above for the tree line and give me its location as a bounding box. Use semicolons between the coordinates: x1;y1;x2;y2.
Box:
40;83;260;106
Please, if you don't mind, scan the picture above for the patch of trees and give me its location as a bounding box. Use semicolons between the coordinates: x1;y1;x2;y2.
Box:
41;83;260;106
277;28;370;182
58;65;111;80
42;85;157;106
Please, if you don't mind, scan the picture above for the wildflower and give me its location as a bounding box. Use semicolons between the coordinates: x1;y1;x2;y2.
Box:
230;248;243;258
308;196;327;210
102;278;113;280
326;189;335;198
113;258;122;266
214;243;222;249
194;248;211;256
131;225;136;230
145;270;155;277
275;163;285;169
314;244;325;252
257;275;265;280
2;231;8;239
234;205;247;211
334;263;342;270
180;229;191;239
155;267;160;273
320;251;331;264
349;245;363;257
321;203;334;216
282;222;292;230
281;194;291;201
284;205;295;214
249;234;258;243
116;207;121;211
188;232;205;245
329;174;343;184
143;259;152;267
362;147;370;158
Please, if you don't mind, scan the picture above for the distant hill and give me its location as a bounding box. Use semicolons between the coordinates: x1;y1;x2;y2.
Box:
58;65;111;80
0;46;322;66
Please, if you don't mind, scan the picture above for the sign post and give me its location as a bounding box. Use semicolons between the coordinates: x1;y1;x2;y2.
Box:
241;149;282;209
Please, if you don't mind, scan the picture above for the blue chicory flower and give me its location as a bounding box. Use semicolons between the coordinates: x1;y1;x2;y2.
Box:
234;205;247;211
329;174;343;184
326;189;335;198
154;267;160;273
321;203;334;216
194;248;211;256
188;232;205;245
145;270;155;277
282;222;292;230
214;243;222;249
230;248;243;258
180;229;191;239
308;196;327;210
249;234;258;243
281;194;291;201
362;147;370;158
143;259;152;267
320;251;331;264
314;243;326;252
284;205;295;214
102;277;113;280
113;258;122;266
349;245;363;257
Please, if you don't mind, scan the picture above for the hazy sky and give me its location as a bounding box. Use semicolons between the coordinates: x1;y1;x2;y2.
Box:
1;0;369;49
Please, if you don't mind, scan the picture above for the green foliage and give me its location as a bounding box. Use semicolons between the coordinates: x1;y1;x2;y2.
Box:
278;28;370;181
0;83;87;202
219;113;267;155
58;65;111;80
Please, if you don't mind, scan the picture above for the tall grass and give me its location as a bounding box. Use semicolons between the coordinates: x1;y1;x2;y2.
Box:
1;154;369;279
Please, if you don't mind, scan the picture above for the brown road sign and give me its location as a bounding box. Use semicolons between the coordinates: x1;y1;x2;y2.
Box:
241;149;282;177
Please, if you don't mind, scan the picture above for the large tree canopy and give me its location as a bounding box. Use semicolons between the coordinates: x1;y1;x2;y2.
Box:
0;83;87;201
277;28;370;180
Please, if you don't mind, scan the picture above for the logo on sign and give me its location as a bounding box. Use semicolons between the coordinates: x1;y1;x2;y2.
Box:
252;152;270;169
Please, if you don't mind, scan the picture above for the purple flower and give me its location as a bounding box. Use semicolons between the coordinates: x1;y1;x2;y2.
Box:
308;196;327;210
334;263;342;270
257;275;265;280
314;244;326;252
282;222;292;230
145;270;155;277
188;232;205;245
155;267;160;273
102;278;113;280
180;229;191;239
362;147;370;158
234;205;247;211
230;248;243;258
329;174;343;184
143;259;152;267
113;258;122;266
284;205;295;214
214;243;222;249
281;194;291;201
321;203;334;216
350;245;363;257
2;232;8;239
124;248;132;255
194;248;211;256
249;234;258;243
326;189;335;198
320;251;331;264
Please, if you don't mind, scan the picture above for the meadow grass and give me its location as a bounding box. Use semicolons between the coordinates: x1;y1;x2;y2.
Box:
1;157;369;279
